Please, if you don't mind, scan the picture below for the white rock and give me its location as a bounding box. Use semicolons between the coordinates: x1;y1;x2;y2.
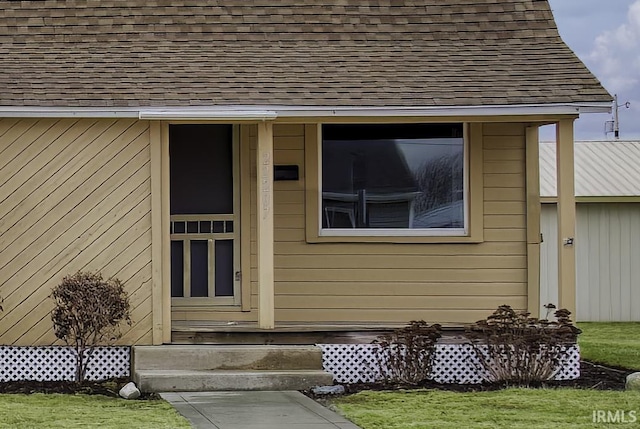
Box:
312;385;345;395
119;381;141;399
626;372;640;391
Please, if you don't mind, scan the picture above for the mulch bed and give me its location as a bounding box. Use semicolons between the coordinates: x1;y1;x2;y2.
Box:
309;360;635;399
0;360;633;399
0;377;159;399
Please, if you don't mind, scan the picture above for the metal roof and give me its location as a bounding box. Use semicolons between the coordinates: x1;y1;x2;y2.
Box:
540;141;640;198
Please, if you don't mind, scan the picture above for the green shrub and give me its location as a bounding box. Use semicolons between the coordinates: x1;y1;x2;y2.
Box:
465;304;581;385
372;320;442;385
51;271;131;382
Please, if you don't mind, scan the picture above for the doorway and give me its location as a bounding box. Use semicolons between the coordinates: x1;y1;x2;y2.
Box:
169;124;240;306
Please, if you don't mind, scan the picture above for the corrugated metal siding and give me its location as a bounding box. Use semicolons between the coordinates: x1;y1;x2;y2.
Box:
541;203;640;321
539;204;558;317
540;141;640;198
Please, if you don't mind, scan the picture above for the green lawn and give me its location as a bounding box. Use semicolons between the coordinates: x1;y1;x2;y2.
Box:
0;394;191;429
331;323;640;428
578;322;640;370
332;389;640;429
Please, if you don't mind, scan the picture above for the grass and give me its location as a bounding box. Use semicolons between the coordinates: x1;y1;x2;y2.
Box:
578;322;640;370
330;323;640;428
0;394;191;429
332;388;640;429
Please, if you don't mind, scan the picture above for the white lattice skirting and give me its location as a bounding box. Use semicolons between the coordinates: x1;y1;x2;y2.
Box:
0;346;130;382
318;344;580;384
0;344;579;384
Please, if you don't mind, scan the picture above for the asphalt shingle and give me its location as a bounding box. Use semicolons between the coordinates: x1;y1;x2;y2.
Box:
0;0;612;108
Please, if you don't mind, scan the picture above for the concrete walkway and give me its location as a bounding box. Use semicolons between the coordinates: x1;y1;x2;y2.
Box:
160;391;362;429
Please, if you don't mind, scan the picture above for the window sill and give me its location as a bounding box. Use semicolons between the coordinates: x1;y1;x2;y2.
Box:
306;231;484;244
321;228;467;237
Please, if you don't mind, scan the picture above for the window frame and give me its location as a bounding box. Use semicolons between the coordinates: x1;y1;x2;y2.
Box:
304;122;484;244
320;123;469;237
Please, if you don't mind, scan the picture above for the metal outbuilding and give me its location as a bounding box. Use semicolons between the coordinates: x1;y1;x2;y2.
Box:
540;141;640;321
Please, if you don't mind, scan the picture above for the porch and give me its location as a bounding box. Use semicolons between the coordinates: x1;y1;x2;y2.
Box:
170;321;467;345
156;120;579;345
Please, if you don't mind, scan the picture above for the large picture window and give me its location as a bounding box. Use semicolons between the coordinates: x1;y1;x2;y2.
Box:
321;123;466;235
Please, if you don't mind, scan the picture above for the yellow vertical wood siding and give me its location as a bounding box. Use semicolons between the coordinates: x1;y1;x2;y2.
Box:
0;118;153;346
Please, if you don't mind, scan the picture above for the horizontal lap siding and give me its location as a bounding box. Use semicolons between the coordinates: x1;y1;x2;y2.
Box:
246;126;307;322
250;123;527;325
0;118;153;345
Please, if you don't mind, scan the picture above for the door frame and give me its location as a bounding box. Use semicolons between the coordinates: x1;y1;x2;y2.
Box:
167;124;241;307
154;122;248;343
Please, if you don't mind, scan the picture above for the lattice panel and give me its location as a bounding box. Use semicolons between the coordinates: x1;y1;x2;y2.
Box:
319;344;379;384
319;344;580;384
0;346;130;382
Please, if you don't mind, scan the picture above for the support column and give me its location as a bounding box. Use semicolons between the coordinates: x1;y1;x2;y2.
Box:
556;119;577;317
150;121;164;344
257;122;275;329
160;123;172;344
525;126;541;318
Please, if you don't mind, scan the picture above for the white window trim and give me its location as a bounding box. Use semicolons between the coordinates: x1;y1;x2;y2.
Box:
318;123;470;237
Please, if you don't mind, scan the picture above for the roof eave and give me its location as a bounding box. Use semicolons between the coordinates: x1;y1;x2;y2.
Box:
262;103;612;118
0;102;612;119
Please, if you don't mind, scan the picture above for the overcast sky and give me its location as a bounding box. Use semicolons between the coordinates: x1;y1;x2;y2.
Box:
542;0;640;140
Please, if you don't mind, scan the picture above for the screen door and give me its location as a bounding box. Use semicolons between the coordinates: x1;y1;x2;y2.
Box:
169;124;240;305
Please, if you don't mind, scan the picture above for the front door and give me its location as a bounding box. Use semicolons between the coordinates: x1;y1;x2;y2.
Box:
169;124;240;306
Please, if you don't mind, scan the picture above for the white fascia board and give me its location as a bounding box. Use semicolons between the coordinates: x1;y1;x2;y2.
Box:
573;104;613;114
0;102;611;119
268;103;612;117
138;109;278;120
138;103;610;119
0;107;140;118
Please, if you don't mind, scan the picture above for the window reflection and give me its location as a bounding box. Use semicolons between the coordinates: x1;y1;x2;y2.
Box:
322;124;464;230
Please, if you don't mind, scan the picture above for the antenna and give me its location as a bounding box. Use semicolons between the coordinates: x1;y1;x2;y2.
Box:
606;94;631;139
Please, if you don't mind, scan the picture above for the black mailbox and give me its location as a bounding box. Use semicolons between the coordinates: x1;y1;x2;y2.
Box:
274;165;299;181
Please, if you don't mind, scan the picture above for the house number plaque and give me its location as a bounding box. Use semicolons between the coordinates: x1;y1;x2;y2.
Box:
261;151;271;220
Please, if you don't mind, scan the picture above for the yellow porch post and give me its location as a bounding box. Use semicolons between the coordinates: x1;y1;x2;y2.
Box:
257;122;275;329
525;125;541;318
556;119;577;317
160;122;172;344
149;121;165;345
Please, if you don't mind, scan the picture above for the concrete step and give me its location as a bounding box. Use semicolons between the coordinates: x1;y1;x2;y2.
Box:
134;369;334;392
133;345;324;371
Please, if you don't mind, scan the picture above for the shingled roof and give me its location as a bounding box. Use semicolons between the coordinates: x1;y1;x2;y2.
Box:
0;0;612;109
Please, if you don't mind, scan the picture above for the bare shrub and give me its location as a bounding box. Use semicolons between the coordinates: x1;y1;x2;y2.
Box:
464;304;581;385
372;321;442;385
51;272;131;382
